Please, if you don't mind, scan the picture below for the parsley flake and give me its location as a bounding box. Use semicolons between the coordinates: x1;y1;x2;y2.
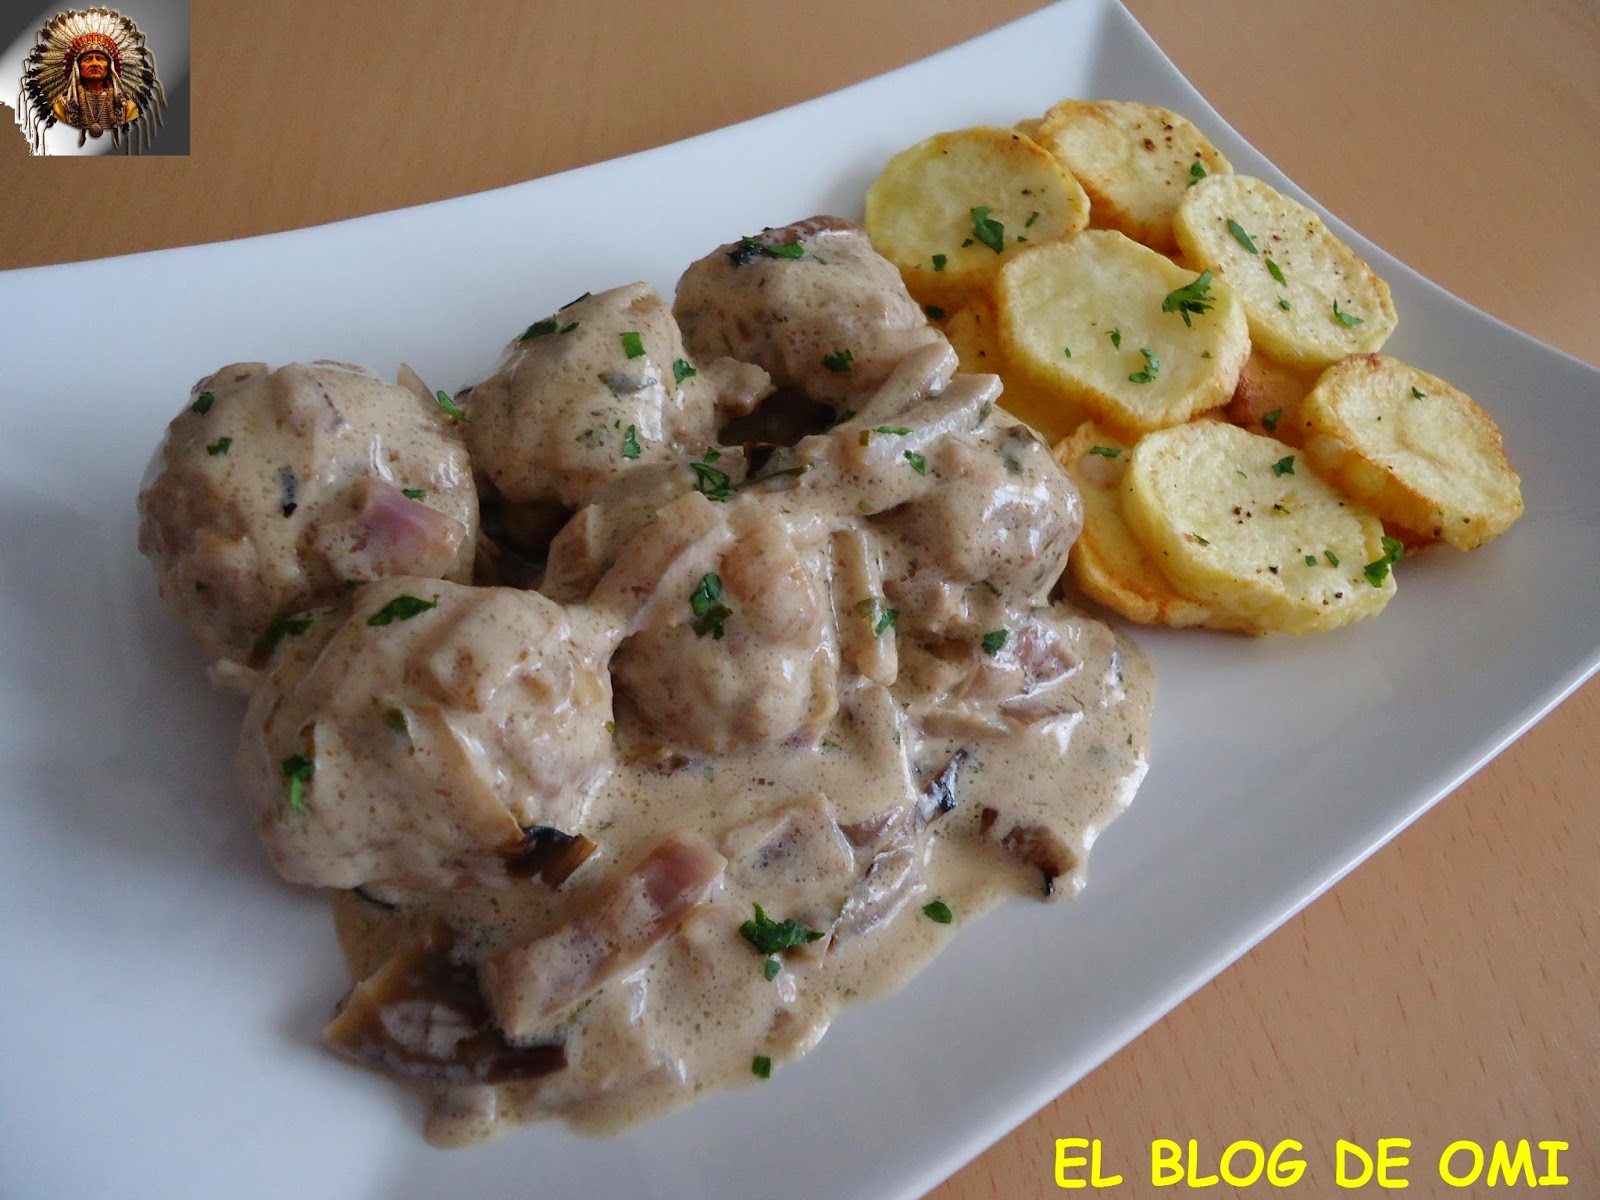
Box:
520;318;559;340
765;241;805;259
1128;348;1160;384
1187;160;1208;187
1265;257;1288;285
1306;555;1319;567
621;425;642;460
1190;532;1211;546
822;348;854;373
558;321;580;335
922;899;954;924
1271;455;1296;476
282;754;315;814
1278;298;1292;311
1108;328;1122;349
1332;300;1364;327
206;436;231;456
620;331;646;359
904;449;927;475
1089;445;1122;458
673;358;698;384
1063;347;1072;358
690;448;732;501
190;391;215;415
740;903;824;955
1324;549;1340;567
752;1055;773;1079
381;708;409;736
855;596;898;637
1411;386;1426;400
1025;210;1041;228
970;206;1006;254
1162;270;1216;327
435;389;470;422
932;253;947;273
254;613;313;656
981;629;1008;656
1227;219;1259;254
763;956;781;981
1262;408;1283;432
401;487;427;500
689;573;732;639
1363;536;1405;587
367;594;438;626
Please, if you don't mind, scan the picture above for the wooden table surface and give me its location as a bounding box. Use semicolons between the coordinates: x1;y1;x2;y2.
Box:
4;2;1594;1196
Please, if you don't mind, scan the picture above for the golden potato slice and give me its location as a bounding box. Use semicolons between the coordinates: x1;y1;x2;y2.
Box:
1295;353;1523;550
1033;99;1232;252
995;231;1250;440
1123;422;1398;634
1225;350;1320;441
1055;423;1260;632
940;294;1086;442
865;126;1090;306
1014;116;1044;140
1173;174;1397;369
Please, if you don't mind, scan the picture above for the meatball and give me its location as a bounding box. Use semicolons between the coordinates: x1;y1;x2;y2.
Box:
674;216;948;411
137;361;477;674
611;499;837;756
238;578;618;892
462;284;769;510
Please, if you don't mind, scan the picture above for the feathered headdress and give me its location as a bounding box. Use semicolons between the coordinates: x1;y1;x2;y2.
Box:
16;7;167;155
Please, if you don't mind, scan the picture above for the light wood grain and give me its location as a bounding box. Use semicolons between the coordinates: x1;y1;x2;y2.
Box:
3;2;1594;1196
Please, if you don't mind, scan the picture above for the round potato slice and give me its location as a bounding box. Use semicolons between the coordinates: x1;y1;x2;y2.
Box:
939;294;1086;443
1296;353;1523;550
996;230;1250;440
1123;422;1397;634
865;126;1090;306
1055;422;1260;632
1033;99;1232;252
1173;174;1397;369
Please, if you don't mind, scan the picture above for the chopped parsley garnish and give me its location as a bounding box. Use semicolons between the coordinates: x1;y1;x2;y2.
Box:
1278;298;1292;311
1162;270;1216;327
922;899;954;924
752;1055;773;1079
401;487;427;500
689;573;732;640
1363;536;1405;587
1325;549;1340;567
1227;219;1259;254
435;389;470;422
1272;503;1292;515
924;305;946;320
1063;347;1072;358
673;358;698;384
520;317;559;340
1265;257;1287;285
206;436;232;456
1332;300;1364;327
980;629;1008;656
739;903;824;955
190;391;215;415
1262;408;1283;432
1190;532;1210;546
381;708;408;736
855;596;898;637
1025;210;1041;228
932;253;947;273
254;612;313;655
282;754;314;815
558;321;580;335
874;425;911;436
970;206;1006;254
621;425;642;459
561;291;591;310
904;449;927;475
367;594;438;626
1187;160;1207;187
1089;445;1122;458
765;241;805;259
690;448;732;500
1108;328;1122;349
1411;386;1426;399
763;956;781;981
620;331;646;359
1305;555;1319;567
1271;455;1296;476
822;348;854;373
1128;348;1160;384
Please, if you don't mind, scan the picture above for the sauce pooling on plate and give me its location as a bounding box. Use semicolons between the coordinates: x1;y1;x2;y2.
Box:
138;217;1153;1143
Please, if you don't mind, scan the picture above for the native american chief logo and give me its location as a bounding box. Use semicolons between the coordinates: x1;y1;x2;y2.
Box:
16;8;167;154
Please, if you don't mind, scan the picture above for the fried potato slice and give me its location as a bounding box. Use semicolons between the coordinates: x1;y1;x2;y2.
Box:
1123;421;1397;633
995;230;1249;440
940;294;1086;442
1033;99;1232;252
865;126;1090;306
1055;423;1260;632
1173;174;1397;369
1225;349;1320;441
1295;353;1523;550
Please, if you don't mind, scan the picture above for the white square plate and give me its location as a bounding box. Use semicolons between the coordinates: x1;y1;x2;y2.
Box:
2;2;1596;1197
